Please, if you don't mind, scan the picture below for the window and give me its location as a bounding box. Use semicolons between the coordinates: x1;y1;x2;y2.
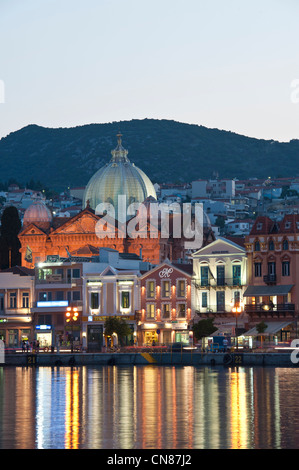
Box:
56;291;64;301
67;291;81;302
200;266;209;286
269;240;275;251
254;262;262;277
162;303;170;319
22;292;29;308
121;291;130;309
217;265;225;286
254;241;260;251
9;293;17;308
268;262;276;275
161;280;170;298
37;314;52;325
233;265;241;285
67;268;80;282
146;303;155;319
39;292;52;302
146;281;155;299
72;291;81;301
283;239;289;250
177;280;186;298
234;291;241;304
216;291;225;311
177;303;186;318
202;292;208;308
282;261;290;277
90;292;99;309
0;294;4;311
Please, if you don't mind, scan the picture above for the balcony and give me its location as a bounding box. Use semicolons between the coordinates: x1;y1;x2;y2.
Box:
195;305;233;317
245;303;295;317
35;275;81;287
263;275;276;285
194;278;243;289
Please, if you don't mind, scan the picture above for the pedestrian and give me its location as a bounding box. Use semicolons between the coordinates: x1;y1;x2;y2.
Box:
22;340;26;353
223;338;228;352
36;340;40;353
26;340;30;353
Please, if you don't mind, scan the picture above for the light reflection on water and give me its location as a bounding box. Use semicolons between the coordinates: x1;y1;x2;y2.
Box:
0;366;299;449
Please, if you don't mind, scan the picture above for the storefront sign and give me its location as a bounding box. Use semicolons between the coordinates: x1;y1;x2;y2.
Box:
159;267;173;278
36;300;69;308
36;325;52;330
89;315;135;322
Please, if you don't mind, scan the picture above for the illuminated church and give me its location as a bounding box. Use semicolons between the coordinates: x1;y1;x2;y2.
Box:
19;135;212;268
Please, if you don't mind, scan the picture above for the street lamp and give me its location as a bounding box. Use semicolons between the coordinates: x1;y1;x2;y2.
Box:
65;306;79;353
231;300;244;351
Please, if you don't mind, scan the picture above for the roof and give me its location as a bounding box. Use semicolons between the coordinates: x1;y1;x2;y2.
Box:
243;285;293;296
243;321;294;336
1;266;35;276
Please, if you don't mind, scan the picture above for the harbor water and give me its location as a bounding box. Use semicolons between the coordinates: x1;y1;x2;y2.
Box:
0;365;299;449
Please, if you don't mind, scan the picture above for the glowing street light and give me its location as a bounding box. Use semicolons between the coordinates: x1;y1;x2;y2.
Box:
65;306;80;352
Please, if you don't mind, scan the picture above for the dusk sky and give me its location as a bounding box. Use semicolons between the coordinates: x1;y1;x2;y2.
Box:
1;0;299;142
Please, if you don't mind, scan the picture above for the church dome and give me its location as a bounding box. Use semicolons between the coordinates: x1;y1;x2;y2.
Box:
82;134;157;220
23;201;53;229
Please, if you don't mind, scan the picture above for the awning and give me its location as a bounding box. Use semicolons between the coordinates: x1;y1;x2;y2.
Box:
243;285;293;297
243;321;294;336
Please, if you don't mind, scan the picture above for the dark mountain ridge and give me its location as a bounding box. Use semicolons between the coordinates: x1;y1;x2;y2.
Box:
0;118;298;191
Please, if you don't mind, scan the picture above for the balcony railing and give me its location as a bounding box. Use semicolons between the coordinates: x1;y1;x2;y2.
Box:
194;278;243;288
245;303;295;315
263;274;276;285
195;305;232;316
35;276;81;285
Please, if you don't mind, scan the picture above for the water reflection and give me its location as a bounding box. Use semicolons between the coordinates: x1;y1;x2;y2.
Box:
1;366;299;449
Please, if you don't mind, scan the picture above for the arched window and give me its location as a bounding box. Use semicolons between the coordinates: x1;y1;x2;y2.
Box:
254;241;260;251
282;239;289;250
268;240;274;251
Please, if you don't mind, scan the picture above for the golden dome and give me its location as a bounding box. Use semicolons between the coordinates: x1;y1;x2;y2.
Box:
83;134;157;219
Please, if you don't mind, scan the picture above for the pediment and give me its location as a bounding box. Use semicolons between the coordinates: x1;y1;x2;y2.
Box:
19;223;47;237
192;237;245;257
53;212;99;234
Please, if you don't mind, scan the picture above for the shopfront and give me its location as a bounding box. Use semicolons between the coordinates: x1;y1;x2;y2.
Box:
35;324;52;347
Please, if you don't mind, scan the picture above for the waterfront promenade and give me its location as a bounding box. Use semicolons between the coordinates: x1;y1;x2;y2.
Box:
2;349;298;367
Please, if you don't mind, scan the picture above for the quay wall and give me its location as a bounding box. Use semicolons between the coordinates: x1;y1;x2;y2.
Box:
2;351;299;367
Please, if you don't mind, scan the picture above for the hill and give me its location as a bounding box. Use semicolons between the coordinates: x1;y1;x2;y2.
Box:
0;119;299;191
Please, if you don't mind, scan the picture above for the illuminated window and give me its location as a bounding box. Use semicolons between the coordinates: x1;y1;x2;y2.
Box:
177;280;186;297
146;303;155;319
121;291;130;308
161;280;170;298
162;304;170;318
177;303;186;318
146;281;155;299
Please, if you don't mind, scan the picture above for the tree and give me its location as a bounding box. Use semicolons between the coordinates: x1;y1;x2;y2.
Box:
256;321;268;348
192;318;217;341
0;206;22;269
104;316;132;346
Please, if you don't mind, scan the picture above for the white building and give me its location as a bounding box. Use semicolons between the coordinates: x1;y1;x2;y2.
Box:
191;237;248;333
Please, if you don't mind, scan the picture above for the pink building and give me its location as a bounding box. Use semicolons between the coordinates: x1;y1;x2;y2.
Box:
138;261;192;346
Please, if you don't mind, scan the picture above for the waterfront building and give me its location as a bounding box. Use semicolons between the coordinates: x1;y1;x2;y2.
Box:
191;237;248;335
32;248;149;350
138;260;193;345
244;215;299;340
0;266;35;346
